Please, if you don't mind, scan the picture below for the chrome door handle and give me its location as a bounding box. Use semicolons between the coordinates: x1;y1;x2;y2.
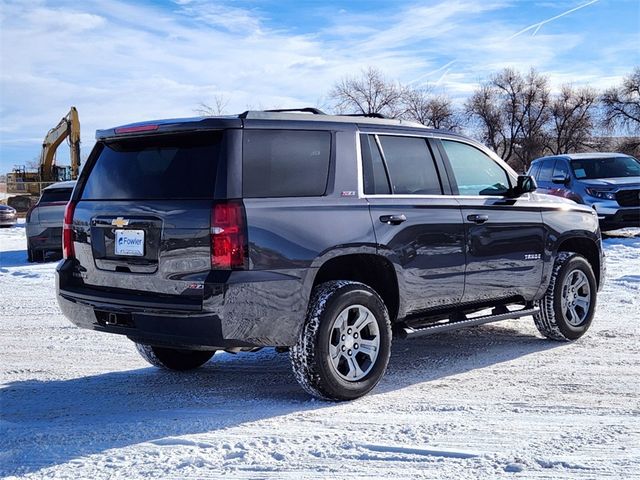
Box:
467;214;489;224
379;214;407;225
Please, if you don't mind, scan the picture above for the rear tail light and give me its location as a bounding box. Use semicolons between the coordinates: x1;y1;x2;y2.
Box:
210;200;247;270
62;201;76;259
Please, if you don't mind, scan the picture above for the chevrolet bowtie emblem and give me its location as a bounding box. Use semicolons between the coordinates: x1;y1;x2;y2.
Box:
111;217;129;228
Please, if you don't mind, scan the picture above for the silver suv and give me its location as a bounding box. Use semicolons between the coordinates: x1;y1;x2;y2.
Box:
26;181;76;262
528;153;640;231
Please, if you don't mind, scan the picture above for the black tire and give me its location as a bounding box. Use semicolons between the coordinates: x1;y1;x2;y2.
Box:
534;252;597;341
135;343;216;371
290;281;392;401
27;244;34;263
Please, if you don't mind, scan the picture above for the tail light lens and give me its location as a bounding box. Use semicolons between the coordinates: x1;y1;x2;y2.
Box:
62;201;76;259
211;201;247;270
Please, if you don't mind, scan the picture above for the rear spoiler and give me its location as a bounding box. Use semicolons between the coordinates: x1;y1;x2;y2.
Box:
96;117;242;140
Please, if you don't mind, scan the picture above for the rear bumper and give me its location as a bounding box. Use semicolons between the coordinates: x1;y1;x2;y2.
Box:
56;260;312;349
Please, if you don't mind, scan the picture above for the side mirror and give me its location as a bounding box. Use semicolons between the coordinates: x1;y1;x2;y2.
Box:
552;174;569;185
511;175;537;197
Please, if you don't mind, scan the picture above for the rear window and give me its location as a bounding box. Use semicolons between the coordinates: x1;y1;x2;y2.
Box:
81;132;223;200
243;130;331;198
40;188;72;203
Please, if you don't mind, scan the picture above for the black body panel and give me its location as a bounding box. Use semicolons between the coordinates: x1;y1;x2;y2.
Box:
57;112;605;349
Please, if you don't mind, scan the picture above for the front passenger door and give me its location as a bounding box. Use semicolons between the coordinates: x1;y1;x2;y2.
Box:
438;139;545;303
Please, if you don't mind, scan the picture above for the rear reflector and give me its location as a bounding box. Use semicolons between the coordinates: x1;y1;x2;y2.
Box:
62;201;76;259
211;201;247;270
114;124;159;134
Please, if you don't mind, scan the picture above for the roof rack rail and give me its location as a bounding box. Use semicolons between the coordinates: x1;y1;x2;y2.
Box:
343;113;388;119
264;108;326;115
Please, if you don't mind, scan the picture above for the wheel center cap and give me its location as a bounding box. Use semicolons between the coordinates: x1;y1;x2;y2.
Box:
344;336;355;349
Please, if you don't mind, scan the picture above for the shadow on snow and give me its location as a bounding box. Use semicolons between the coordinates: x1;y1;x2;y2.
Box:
0;323;562;476
0;249;61;270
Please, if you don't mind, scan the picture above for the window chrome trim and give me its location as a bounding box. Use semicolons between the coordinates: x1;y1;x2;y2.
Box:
364;193;514;200
373;134;394;194
356;130;516;200
355;130;364;198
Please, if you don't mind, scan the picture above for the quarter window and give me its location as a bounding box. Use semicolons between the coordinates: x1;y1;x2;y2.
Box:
377;136;442;195
441;140;510;196
361;135;391;194
243;130;331;198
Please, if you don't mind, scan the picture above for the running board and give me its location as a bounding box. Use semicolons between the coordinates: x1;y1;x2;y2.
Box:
400;307;540;339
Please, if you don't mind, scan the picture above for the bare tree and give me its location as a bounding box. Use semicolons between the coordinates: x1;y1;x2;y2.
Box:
401;87;459;130
601;67;640;134
329;67;404;118
465;84;506;156
513;69;551;169
547;85;597;154
466;68;550;171
195;94;230;116
614;137;640;157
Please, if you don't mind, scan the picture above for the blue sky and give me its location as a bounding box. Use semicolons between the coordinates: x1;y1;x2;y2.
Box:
0;0;638;173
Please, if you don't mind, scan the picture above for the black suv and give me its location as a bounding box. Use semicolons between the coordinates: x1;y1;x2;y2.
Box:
57;109;605;400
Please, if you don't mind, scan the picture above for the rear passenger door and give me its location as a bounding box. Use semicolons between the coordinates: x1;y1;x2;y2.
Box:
362;132;465;314
437;139;545;303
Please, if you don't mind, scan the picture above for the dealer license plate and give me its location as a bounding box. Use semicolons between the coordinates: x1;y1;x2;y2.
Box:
115;229;145;256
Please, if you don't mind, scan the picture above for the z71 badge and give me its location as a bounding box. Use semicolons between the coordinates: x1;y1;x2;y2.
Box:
524;253;541;260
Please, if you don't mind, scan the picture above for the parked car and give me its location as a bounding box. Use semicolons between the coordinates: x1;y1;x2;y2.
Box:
527;153;640;230
0;204;17;227
26;180;76;262
57;110;605;401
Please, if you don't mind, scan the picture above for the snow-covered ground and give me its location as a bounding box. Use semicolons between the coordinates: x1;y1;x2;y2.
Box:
1;220;639;479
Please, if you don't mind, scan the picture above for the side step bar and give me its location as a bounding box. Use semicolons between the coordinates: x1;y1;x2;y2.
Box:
400;306;540;339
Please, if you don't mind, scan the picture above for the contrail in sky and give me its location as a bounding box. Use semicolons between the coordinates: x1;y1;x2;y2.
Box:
508;0;600;39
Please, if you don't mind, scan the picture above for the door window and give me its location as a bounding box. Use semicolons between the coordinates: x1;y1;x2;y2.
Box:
441;140;511;196
377;136;442;195
528;162;541;179
553;159;569;178
537;159;555;183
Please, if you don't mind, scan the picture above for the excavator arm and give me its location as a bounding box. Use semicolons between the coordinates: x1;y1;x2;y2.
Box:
39;106;80;181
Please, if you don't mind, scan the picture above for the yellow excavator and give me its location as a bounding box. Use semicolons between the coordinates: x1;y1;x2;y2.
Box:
39;106;81;182
6;107;80;210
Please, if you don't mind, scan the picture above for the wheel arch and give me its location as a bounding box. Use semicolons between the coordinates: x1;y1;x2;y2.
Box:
311;253;401;323
555;236;602;289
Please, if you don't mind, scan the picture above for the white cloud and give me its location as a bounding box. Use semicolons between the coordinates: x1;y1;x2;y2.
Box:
0;0;636;168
